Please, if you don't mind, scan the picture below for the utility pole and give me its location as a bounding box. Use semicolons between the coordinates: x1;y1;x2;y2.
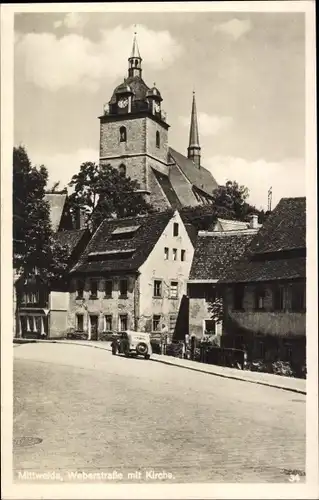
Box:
268;187;272;212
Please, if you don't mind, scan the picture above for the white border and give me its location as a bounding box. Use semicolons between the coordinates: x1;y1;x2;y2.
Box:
1;2;317;499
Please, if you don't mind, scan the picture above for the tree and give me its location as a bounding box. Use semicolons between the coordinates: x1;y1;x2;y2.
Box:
68;162;154;231
181;180;264;231
13;146;71;285
207;295;224;324
13;146;52;277
212;180;250;219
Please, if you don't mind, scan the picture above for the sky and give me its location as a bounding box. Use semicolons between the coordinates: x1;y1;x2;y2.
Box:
14;11;306;210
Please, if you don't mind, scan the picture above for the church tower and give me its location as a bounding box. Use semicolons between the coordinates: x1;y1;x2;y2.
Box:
187;91;201;168
99;33;170;199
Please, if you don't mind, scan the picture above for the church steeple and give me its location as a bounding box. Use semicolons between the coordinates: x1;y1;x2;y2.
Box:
128;32;142;78
187;91;201;168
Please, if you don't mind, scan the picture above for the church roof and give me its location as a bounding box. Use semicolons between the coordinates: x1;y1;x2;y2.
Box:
188;92;200;149
151;168;182;210
109;76;150;105
168;148;218;195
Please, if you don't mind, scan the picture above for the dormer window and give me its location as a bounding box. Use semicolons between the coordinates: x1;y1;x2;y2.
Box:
120;126;127;142
119;163;126;177
156;131;160;148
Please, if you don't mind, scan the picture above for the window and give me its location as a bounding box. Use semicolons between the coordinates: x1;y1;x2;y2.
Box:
273;285;284;311
170;281;178;299
181;249;186;262
290;283;306;312
156;131;160;148
104;315;112;331
254;287;266;311
76;314;84;331
233;285;245;311
76;280;84;299
169;315;177;334
90;280;98;299
204;319;216;335
173;222;179;236
152;315;161;332
104;280;113;298
153;280;162;297
119;126;127;142
119;279;128;298
172;248;177;261
164;247;169;260
119;163;126;177
119;314;128;331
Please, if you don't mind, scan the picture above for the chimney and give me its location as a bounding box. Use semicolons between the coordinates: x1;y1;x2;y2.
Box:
74;207;86;230
249;214;259;229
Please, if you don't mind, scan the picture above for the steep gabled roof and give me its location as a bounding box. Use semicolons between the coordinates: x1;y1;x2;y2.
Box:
168;148;218;195
44;193;67;232
54;229;88;254
71;210;174;274
220;197;306;283
189;230;257;281
249;197;306;254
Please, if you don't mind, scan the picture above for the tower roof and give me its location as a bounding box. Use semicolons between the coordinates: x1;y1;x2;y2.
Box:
130;33;141;59
188;91;200;149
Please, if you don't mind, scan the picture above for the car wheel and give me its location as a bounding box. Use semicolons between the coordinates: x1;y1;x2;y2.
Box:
136;342;148;356
145;354;150;360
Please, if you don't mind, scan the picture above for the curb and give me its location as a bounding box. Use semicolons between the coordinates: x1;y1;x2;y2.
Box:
14;339;306;395
151;357;306;395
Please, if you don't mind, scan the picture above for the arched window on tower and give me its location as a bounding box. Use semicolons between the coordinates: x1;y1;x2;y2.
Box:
120;126;127;142
156;131;160;149
135;60;138;67
119;164;126;177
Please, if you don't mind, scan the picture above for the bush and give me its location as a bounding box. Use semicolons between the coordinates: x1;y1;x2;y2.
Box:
166;342;184;358
99;331;115;342
66;330;88;340
272;360;294;377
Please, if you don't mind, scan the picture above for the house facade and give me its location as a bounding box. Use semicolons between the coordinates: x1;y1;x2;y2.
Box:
220;197;306;368
15;189;91;339
69;210;194;341
187;219;259;341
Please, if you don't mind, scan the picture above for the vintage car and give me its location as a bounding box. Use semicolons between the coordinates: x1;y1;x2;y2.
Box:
111;330;152;359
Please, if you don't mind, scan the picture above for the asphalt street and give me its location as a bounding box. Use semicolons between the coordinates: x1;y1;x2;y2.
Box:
13;343;306;483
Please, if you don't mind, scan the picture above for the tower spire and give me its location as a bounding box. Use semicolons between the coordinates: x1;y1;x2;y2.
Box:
128;29;142;78
187;91;201;168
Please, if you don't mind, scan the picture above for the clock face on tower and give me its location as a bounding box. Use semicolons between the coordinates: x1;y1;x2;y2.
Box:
118;98;128;109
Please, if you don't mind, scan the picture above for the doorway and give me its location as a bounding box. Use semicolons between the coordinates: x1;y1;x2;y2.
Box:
89;315;99;340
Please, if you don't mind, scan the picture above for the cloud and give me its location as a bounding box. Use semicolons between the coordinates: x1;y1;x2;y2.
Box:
31;148;99;189
213;19;252;40
59;13;87;29
205;156;305;209
15;25;183;92
180;112;233;136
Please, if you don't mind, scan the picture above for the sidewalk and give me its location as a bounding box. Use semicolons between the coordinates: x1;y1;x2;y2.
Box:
13;338;306;395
